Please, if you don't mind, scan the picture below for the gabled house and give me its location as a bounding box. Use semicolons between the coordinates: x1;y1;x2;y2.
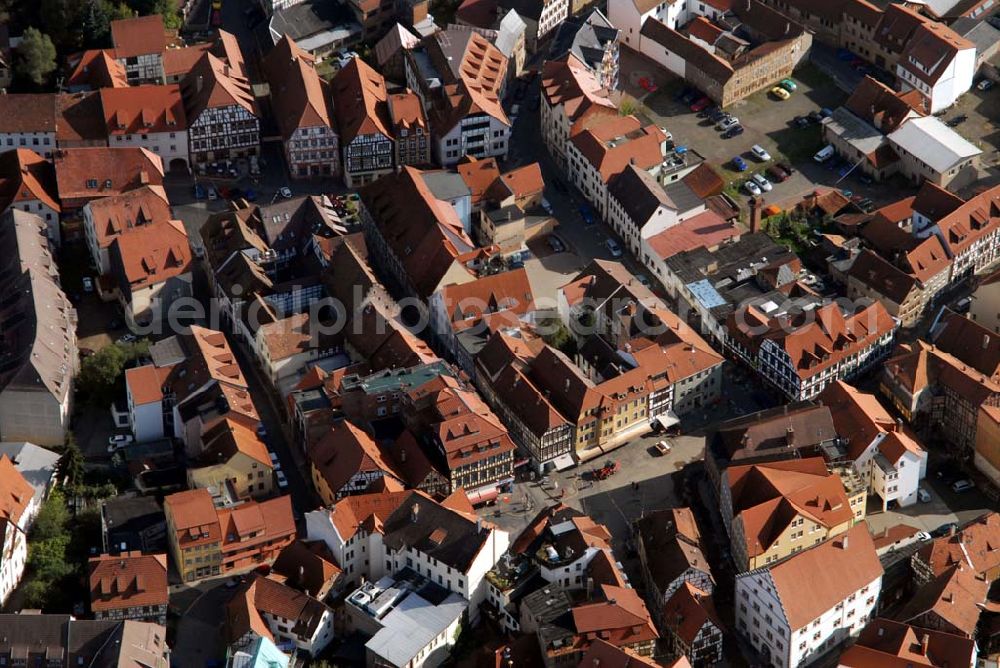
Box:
0;148;61;245
111;15;167;84
0;455;40;605
88;551;169;624
82;185;172;275
187;417;275;501
331;57;394;188
820;380;927;509
181;52;259;169
227;574;335;657
261;36;339;179
98;85;190;172
734;523;883;668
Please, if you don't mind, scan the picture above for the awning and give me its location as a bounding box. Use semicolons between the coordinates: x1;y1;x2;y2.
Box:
551;453;576;471
514;458;531;468
652;411;680;429
466;486;500;506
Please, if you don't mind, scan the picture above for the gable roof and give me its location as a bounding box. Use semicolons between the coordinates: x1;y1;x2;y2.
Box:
181;52;256;122
99;84;188;135
0;149;61;214
54;147;165;203
761;522;882;629
262;36;335;140
111;15;166;59
88;552;168;613
331;57;392;143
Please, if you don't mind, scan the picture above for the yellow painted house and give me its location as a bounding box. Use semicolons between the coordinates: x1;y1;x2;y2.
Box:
187;417;274;500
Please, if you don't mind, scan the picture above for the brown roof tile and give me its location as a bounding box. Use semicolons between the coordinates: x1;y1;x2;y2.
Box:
88;551;168;613
54;147;165;204
262;36;335;140
762;522;882;629
111;15;166;59
99;84;187;135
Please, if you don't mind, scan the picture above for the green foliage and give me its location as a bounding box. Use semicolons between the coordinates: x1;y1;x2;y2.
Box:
542;320;578;358
77;340;149;406
14;28;57;87
619;98;637;116
31;488;69;542
59;433;84;489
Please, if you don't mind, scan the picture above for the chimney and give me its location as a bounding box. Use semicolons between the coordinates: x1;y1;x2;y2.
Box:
196;74;204;94
411;503;420;523
400;448;407;462
749;196;764;234
785;426;794;445
298;565;305;582
920;634;930;655
841;535;849;550
984;334;990;350
877;626;884;637
950;525;957;537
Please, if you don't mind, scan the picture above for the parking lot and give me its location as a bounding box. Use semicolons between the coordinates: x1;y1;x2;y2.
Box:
620;50;907;210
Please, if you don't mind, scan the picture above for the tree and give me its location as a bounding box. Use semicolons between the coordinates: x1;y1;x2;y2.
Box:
31;488;69;542
79;0;112;48
76;340;149;406
59;433;84;489
14;28;56;87
151;0;181;29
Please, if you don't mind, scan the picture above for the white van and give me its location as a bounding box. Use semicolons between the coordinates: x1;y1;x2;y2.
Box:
814;145;835;163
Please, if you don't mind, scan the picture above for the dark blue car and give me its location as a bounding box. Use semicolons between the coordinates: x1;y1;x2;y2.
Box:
579;203;595;225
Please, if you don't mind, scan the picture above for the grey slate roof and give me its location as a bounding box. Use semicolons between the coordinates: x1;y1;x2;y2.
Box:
0;441;58;502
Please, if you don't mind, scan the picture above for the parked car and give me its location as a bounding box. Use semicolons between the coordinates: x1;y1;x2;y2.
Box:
750;144;771;161
117;333;137;344
819;107;834;118
108;434;134;449
770;86;790;100
718;116;740;131
278;187;293;199
276;470;289;489
793;115;810;128
690;96;711;112
723;124;744;138
638;77;658;92
579;202;595;225
732;156;748;171
777;161;796;175
947;114;967;127
954;296;972;313
917;487;931;503
547;235;565;253
766;165;787;182
744;180;762;196
541;197;554;215
193;183;206;199
207;186;218;201
952;479;975;493
779;78;797;92
977;78;994;91
82;277;95;293
269;452;280;467
605;238;623;258
751;173;773;192
932;522;959;538
654;440;671;455
814;145;835;162
916;531;932;542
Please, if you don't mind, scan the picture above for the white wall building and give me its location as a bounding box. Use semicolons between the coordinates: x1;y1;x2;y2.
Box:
306;492;509;623
735;523;883;668
895;24;976;114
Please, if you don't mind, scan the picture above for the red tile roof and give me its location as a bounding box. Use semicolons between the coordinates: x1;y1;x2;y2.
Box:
261;36;335;140
541;54;617;124
331;57;392;144
165;488;221;548
67;50;128;90
0;454;32;525
111;15;166;59
326;490;412;541
914;512;1000;580
570;115;666;184
54;147;165;205
841;618;976;667
86;185;171;251
646;210;739;258
99;84;187;135
0;149;61;214
88;551;168;613
763;522;882;630
109;218;192;291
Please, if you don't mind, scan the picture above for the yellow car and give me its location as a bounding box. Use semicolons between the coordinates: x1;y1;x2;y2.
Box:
771;86;791;100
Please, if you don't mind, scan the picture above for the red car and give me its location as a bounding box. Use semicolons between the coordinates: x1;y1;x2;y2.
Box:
690;96;711;112
638;77;658;92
